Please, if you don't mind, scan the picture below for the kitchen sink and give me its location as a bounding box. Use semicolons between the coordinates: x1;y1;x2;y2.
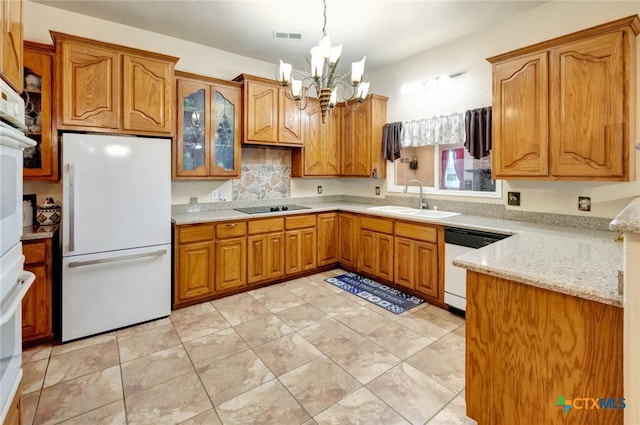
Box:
366;205;418;213
367;205;460;219
406;209;460;219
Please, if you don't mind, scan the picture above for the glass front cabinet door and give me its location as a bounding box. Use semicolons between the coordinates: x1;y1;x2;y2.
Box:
175;73;241;179
22;42;57;180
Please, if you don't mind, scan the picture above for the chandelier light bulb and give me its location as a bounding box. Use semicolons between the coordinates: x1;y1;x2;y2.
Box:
357;81;370;100
329;44;342;64
310;46;324;79
318;35;332;59
329;89;337;106
278;60;292;84
351;56;366;84
291;77;303;99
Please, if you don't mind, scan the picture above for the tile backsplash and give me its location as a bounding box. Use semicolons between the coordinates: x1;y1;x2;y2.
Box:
232;147;291;200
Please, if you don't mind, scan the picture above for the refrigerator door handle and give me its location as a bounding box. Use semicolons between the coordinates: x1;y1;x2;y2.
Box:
67;249;168;268
68;162;76;252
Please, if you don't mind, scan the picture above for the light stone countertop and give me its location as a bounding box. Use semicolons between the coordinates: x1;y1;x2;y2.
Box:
22;224;59;241
610;197;640;234
172;201;623;307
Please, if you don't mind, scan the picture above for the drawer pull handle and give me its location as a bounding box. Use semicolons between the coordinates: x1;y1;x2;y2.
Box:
226;223;237;228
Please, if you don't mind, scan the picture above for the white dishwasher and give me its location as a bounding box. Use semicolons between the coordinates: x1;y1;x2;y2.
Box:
444;227;509;312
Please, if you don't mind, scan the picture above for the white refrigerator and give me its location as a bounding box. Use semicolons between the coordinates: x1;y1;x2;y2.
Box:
61;133;171;342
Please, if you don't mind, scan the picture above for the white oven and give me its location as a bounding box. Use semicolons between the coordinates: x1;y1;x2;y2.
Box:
0;77;36;423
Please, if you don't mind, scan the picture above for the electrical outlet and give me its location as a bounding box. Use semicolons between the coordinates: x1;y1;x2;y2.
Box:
507;192;520;206
578;196;591;211
317;186;323;194
189;197;198;204
375;186;380;196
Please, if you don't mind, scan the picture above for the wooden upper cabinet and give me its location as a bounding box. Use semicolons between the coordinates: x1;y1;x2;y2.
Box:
491;52;549;178
123;54;173;134
234;74;304;146
342;103;370;177
52;31;178;136
488;15;639;181
550;32;626;178
341;94;388;178
23;42;58;180
59;42;121;129
278;87;304;145
174;72;242;179
245;78;278;143
1;0;23;92
292;100;342;177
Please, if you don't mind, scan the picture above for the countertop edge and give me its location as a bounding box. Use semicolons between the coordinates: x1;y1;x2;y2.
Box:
609;197;640;234
21;224;59;241
452;258;623;307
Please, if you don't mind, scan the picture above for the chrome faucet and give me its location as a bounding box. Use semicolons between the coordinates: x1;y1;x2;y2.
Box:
403;179;428;209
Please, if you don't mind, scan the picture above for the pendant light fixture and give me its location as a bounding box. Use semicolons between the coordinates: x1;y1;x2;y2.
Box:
276;0;370;123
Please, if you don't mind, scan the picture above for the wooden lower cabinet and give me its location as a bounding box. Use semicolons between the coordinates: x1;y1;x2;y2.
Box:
317;212;338;266
466;271;623;425
394;237;414;289
4;381;21;425
174;223;216;307
22;238;53;345
284;215;317;275
338;213;358;268
394;238;438;298
247;217;285;284
393;221;441;302
173;211;445;310
413;241;439;298
358;230;393;281
214;221;247;293
358;216;394;282
177;241;215;302
215;237;246;292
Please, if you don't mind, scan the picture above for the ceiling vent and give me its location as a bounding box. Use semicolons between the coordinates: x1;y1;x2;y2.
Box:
273;31;302;40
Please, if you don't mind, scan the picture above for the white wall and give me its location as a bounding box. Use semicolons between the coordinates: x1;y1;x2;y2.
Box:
24;1;640;215
360;1;640;218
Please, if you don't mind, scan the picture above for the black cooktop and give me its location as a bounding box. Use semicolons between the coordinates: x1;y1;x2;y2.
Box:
234;205;312;214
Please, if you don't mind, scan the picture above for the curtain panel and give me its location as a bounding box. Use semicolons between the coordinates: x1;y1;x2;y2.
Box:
464;107;492;159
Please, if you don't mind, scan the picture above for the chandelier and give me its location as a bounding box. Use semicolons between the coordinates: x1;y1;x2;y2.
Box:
276;0;370;124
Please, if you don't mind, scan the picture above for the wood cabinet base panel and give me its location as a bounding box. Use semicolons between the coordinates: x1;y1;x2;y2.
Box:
466;271;623;425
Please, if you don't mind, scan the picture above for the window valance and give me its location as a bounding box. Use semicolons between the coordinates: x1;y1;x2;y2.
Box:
382;107;492;162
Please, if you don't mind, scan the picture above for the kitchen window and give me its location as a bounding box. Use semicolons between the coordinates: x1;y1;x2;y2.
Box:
387;144;501;197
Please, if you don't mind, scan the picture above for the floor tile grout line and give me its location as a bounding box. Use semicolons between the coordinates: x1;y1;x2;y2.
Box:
115;334;131;425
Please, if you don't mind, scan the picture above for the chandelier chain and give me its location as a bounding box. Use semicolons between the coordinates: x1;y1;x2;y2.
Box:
322;0;328;37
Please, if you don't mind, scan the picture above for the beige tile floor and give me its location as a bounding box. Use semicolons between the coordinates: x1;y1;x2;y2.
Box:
21;269;467;425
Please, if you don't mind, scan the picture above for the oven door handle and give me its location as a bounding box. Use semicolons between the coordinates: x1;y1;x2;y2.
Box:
0;271;35;327
0;126;36;148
